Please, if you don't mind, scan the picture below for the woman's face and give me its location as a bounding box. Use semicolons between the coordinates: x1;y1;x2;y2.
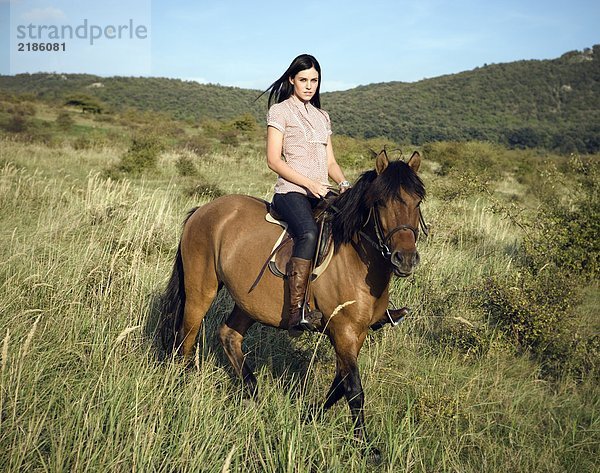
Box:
289;67;319;102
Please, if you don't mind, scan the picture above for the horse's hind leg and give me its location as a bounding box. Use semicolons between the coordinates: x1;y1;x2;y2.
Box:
178;277;221;360
218;305;257;399
304;371;344;423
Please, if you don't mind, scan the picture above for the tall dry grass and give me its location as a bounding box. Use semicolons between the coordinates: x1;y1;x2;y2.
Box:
0;137;597;472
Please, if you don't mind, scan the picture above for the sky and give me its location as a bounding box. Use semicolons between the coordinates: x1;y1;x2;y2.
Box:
1;0;599;91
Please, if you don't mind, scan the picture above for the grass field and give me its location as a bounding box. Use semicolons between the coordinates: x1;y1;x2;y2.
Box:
0;106;598;472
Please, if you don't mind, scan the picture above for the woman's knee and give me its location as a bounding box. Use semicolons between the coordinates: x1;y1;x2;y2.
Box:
294;227;319;259
298;228;318;248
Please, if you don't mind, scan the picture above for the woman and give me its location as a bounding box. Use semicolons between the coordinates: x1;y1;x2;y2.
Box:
262;54;350;336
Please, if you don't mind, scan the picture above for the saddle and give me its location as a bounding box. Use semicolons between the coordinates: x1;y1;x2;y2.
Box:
249;195;336;292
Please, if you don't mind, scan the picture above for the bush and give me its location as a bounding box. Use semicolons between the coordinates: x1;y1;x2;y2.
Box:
4;113;28;133
525;156;599;279
332;135;398;170
475;155;599;378
55;111;74;131
480;273;574;350
422;141;504;179
219;129;239;146
117;134;165;174
175;154;198;177
64;94;104;113
184;178;224;200
181;134;212;157
429;168;488;201
231;113;258;133
477;272;597;378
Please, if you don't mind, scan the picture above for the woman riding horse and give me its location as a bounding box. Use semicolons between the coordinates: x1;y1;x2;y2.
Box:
161;147;425;459
263;54;351;336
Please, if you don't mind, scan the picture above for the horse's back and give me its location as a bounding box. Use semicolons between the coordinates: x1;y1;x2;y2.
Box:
185;194;268;225
181;194;286;322
183;194;280;254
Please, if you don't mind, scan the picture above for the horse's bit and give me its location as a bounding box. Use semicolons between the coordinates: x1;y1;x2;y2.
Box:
360;205;429;261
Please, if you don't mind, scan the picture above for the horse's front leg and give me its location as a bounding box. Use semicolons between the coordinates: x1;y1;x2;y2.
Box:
330;328;382;462
323;371;344;411
340;355;368;441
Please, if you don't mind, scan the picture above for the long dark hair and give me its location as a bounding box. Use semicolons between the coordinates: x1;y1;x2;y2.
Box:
258;54;322;109
331;161;426;249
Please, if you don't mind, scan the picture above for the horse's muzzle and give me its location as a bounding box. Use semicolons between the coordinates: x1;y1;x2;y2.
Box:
391;250;419;277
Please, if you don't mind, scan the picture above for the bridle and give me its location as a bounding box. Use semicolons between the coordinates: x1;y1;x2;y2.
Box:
358;205;428;261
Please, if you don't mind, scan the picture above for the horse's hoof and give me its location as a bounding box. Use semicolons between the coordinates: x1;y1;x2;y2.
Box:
241;398;252;408
364;446;383;465
288;325;304;337
288;320;319;337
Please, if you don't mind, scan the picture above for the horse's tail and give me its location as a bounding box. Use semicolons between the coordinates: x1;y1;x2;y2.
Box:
160;241;186;354
160;208;198;353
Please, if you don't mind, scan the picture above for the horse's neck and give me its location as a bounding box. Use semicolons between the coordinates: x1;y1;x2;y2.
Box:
337;231;393;296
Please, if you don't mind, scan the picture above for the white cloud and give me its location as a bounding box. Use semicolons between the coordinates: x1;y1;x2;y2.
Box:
184;77;210;84
320;80;358;92
22;7;67;22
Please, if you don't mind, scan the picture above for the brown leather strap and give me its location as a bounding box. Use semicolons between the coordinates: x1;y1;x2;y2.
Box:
248;236;293;293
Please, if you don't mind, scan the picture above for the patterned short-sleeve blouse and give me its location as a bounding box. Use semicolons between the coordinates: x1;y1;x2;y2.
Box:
267;94;332;195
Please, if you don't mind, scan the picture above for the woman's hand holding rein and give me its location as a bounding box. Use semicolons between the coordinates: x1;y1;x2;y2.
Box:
305;180;329;198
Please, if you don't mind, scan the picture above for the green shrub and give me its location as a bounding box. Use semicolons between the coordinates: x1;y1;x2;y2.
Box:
480;273;574;350
470;154;599;378
331;135;371;169
478;271;597;379
423;141;505;179
525;156;599;279
219;129;239;146
181;134;212;157
429;168;488;201
64;94;104;113
231;113;258;133
331;135;398;170
7;102;36;116
184;178;224;200
55;111;74;131
4;113;28;133
117;134;165;174
476;210;599;379
525;200;600;278
175;154;198;177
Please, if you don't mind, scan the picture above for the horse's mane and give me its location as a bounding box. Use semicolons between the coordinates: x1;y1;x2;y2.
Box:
330;160;425;249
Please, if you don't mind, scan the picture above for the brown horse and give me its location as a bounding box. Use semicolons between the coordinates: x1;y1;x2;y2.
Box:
161;150;425;457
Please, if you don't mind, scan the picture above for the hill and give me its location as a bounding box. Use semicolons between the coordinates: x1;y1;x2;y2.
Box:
326;46;600;152
1;45;599;152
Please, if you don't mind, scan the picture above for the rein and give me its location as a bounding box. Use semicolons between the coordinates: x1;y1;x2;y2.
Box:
329;200;429;263
358;206;428;261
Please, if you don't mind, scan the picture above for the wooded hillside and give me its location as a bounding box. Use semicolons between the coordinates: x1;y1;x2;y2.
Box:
1;45;598;152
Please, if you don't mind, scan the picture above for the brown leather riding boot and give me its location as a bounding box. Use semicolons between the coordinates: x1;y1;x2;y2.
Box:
287;256;321;337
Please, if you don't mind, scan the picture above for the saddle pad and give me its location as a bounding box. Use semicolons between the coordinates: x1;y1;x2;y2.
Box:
265;213;334;280
266;212;287;228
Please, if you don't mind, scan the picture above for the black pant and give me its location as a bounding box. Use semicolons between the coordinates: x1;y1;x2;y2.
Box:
272;192;320;260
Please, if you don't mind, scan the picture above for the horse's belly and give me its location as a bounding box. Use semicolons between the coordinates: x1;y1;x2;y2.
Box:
198;195;287;325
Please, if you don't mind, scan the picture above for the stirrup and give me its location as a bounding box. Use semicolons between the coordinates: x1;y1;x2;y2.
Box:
289;305;322;337
370;306;410;331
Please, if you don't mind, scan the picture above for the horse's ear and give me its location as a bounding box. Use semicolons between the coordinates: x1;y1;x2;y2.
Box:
375;150;389;174
408;151;421;173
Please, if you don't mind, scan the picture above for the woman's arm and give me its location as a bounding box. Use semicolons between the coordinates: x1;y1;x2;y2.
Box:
267;126;328;197
326;137;349;191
